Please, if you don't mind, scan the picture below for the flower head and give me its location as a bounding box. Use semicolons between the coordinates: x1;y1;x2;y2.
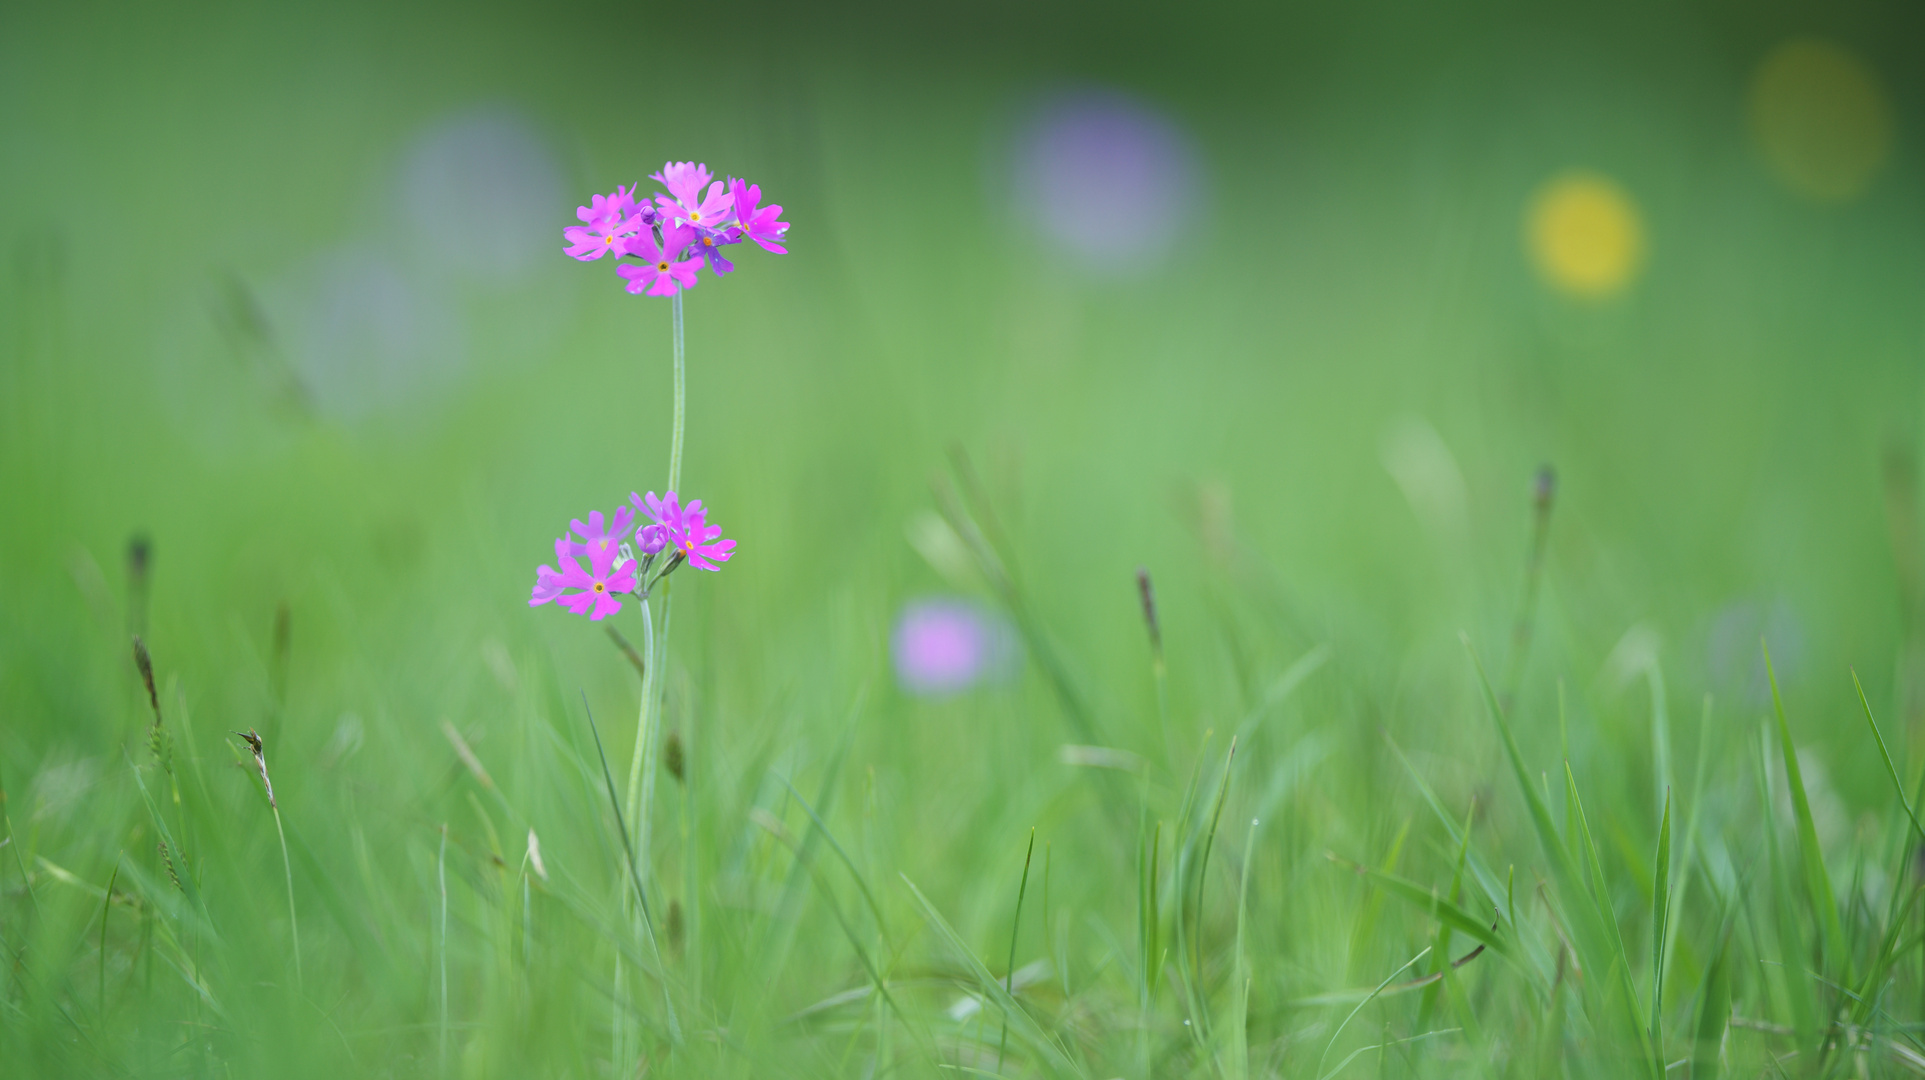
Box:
565;163;788;293
529;537;637;620
632;490;736;571
563;185;647;261
727;179;789;254
616;224;702;296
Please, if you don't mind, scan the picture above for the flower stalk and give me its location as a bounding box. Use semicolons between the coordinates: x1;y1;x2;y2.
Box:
534;159;787;1064
237;728;300;989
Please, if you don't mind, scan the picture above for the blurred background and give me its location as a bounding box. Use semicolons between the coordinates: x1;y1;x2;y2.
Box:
7;0;1924;771
4;0;1925;1074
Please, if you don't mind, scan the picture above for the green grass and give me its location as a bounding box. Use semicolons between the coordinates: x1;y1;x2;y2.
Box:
8;444;1925;1077
6;1;1925;1076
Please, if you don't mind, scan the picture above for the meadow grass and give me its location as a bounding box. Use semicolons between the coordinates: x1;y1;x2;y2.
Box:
4;432;1925;1078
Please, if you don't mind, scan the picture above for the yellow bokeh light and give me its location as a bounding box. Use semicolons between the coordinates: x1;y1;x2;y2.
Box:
1750;38;1893;203
1526;172;1645;299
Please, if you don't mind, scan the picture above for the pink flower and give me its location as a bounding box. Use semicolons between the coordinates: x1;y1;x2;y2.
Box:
651;162;711;207
631;490;736;572
530;559;571;605
563;186;646;261
727;179;789;254
579;185;640;229
529;538;637;620
564;507;635;568
616;224;702;296
651;162;734;231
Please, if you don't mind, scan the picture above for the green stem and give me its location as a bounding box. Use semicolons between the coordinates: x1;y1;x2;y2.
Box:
437;824;448;1077
612;284;688;1061
624;597;657;837
640;582;673;865
668;290;685;494
273;805;301;989
624;290;686;836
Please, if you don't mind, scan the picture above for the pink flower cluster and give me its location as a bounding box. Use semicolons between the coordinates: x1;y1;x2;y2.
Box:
563;162;788;296
530;492;736;620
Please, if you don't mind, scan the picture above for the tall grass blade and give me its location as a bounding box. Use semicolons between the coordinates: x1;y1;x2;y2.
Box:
1464;641;1620;1020
775;774;893;950
1419;799;1476;1027
1328;857;1512;960
997;827;1037;1073
582;692;654;933
1190;735;1238;1038
1753;723;1817;1044
1649;788;1670;1060
580;692;679;1042
900;873;1085;1078
1691;927;1731;1080
1762;643;1848;984
1313;945;1431;1080
97;857;118;1016
1224;817;1258;1080
1853;668;1925;843
1563;762;1656;1075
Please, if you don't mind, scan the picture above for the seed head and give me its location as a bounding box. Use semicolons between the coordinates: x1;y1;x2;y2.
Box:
664;730;685;783
1135;567;1162;658
235;728;275;809
157;840;183;893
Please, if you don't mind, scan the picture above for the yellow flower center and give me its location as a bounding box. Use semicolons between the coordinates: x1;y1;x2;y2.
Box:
592;581;605;593
657;261;669;271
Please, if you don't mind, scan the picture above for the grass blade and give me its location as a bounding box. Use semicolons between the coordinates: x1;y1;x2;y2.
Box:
1691;925;1731;1080
1563;762;1656;1074
996;828;1037;1073
776;773;894;952
901;873;1085;1078
1419;798;1476;1027
1762;643;1848;984
1463;642;1616;1002
1328;857;1512;960
98;857;119;1016
1649;788;1671;1058
581;692;654;933
1189;735;1238;1038
1752;723;1817;1044
1314;945;1431;1080
580;692;679;1041
1852;668;1925;844
1224;816;1259;1080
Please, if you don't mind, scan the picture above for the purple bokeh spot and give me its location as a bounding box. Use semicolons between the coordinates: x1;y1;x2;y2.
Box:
1011;87;1203;269
892;599;1013;697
